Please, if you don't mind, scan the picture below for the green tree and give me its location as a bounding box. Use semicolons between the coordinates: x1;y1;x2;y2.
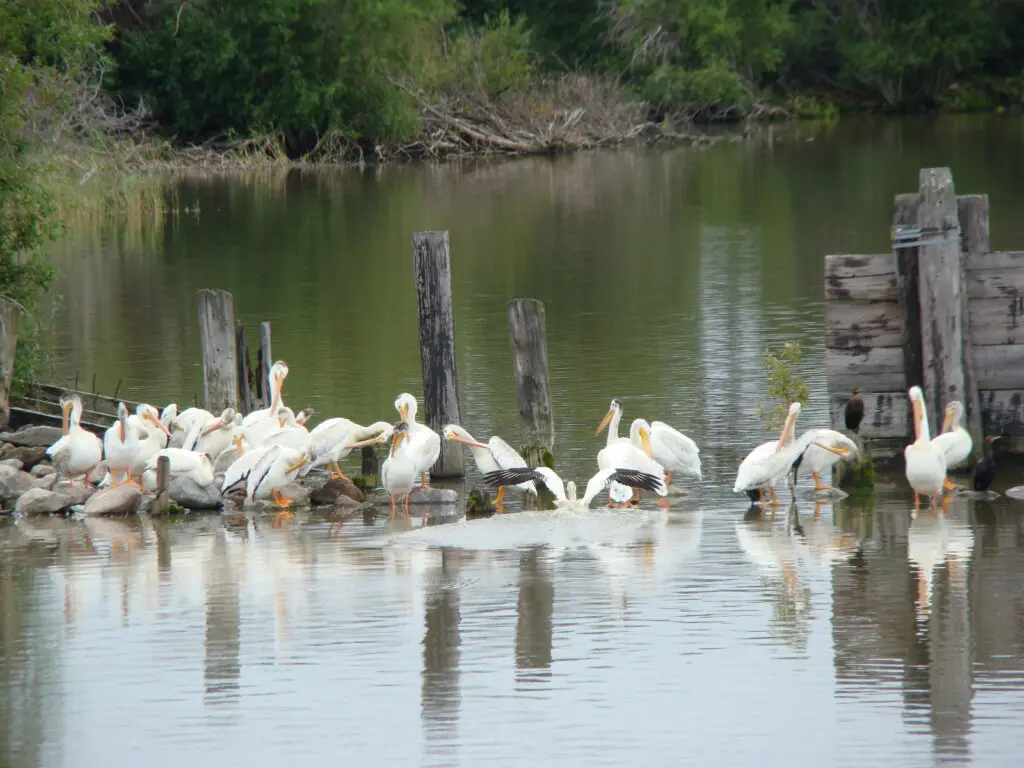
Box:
112;0;457;155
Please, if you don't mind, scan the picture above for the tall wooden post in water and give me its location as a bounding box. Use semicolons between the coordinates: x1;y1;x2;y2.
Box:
507;298;554;467
412;231;464;478
916;168;982;449
0;301;18;430
197;289;239;413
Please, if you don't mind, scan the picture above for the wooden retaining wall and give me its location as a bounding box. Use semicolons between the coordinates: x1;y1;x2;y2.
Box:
826;168;1024;457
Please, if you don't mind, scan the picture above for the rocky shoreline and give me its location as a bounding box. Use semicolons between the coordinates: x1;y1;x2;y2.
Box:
0;424;458;518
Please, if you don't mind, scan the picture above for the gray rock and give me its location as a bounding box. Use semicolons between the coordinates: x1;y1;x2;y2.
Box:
0;458;23;470
0;445;48;470
369;487;459;506
86;463;108;485
0;426;63;447
15;488;68;515
309;478;365;507
31;464;55;478
33;474;57;492
0;466;40;503
53;484;96;508
84;486;143;516
168;476;222;510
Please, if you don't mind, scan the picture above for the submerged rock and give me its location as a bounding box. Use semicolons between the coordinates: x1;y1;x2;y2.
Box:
167;477;222;510
84;485;143;516
309;478;365;507
370;487;459;506
0;426;63;447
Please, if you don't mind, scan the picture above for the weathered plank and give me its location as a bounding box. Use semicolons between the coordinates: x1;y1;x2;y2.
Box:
917;167;973;438
235;324;257;414
958;195;990;255
969;298;1024;345
974;345;1024;390
978;390;1024;438
966;269;1024;300
0;301;19;430
257;322;273;409
956;191;988;454
153;455;170;515
507;298;555;466
196;289;238;413
412;231;464;478
829;391;909;439
825;301;903;350
826;347;906;393
894;193;923;392
966;250;1024;272
825;254;898;300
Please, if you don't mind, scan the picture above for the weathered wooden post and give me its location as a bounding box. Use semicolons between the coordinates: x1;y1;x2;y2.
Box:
153;454;171;515
361;445;379;481
916;168;982;446
257;322;273;408
957;194;988;455
0;301;18;430
893;193;924;404
196;289;238;413
507;298;554;467
235;324;257;414
412;231;465;478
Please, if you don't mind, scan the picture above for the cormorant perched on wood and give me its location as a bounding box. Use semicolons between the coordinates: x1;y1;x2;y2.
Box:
844;388;864;433
972;435;1001;491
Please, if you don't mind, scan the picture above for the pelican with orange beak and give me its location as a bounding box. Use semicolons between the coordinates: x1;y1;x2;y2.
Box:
394;393;441;488
241;361;291;444
127;404;173;484
904;386;947;509
103;401;147;487
442;424;536;509
46;395;104;484
597;418;667;506
352;422;416;518
930;400;972;490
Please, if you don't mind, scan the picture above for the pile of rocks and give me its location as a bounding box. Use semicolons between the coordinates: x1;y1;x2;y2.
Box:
0;425;458;517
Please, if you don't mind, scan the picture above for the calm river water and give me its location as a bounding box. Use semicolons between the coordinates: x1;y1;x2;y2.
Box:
3;115;1024;767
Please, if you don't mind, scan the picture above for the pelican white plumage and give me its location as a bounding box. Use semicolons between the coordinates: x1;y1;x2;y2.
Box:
301;418;393;480
483;466;666;513
245;444;311;520
173;406;215;437
930;400;972;490
800;429;859;491
127;404;172;482
394;393;441;488
145;448;215;487
904;385;947;509
650;421;701;482
261;421;312;453
352;422;418;518
47;395;104;484
103;402;147;487
242;361;290;444
195;408;241;457
595;399;630;447
221;445;274;495
443;424;537;505
597;419;666;506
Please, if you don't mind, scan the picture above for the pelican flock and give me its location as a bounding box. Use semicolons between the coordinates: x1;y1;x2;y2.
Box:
36;347;979;522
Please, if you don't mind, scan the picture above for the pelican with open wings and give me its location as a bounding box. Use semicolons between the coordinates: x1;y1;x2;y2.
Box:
443;424;537;506
483;466;667;514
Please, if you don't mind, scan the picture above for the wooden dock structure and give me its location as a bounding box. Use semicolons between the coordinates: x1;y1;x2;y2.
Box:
827;166;1023;458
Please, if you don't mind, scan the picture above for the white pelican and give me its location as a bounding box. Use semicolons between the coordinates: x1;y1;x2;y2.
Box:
930;400;972;491
242;361;290;443
650;421;702;483
261;419;312;453
127;404;172;483
394;393;441;488
173;406;215;436
799;429;859;491
195;408;241;457
904;385;947;509
595;399;630;447
103;402;148;487
145;448;216;487
301;419;395;480
483;466;666;514
47;395;104;484
160;403;178;433
734;406;850;502
245;444;311;520
221;445;274;495
353;422;417;518
597;419;666;506
442;424;537;505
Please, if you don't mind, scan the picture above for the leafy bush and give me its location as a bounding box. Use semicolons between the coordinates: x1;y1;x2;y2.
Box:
112;0;457;154
756;342;810;433
430;12;537;102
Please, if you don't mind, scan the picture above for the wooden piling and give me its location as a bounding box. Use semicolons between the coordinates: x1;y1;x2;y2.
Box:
0;301;19;430
361;445;379;480
257;322;273;408
894;193;923;406
507;298;554;467
153;454;170;515
235;324;257;414
196;289;238;413
411;231;465;478
916;168;979;444
957;194;988;454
